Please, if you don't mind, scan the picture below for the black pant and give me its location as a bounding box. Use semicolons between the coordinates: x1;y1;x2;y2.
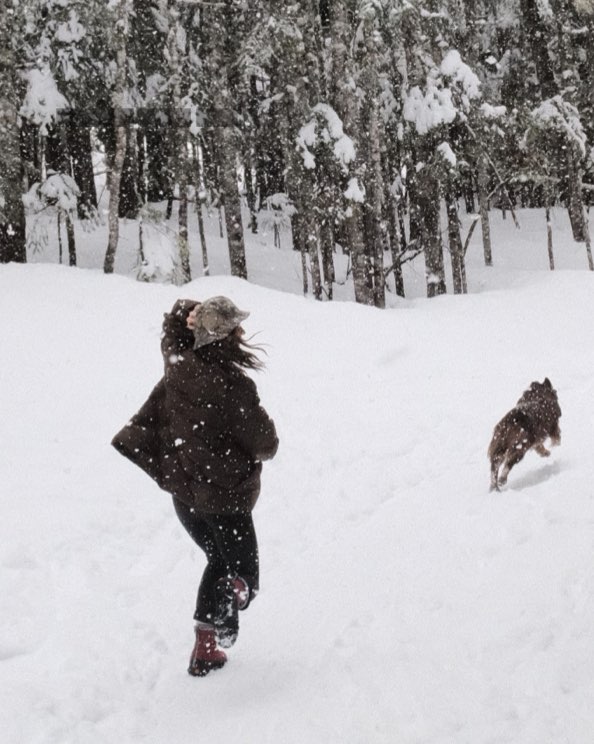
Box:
173;498;259;624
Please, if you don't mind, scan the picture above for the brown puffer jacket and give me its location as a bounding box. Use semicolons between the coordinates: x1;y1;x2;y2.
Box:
112;300;279;514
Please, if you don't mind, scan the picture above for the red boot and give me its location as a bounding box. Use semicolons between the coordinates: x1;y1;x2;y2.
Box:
188;624;227;677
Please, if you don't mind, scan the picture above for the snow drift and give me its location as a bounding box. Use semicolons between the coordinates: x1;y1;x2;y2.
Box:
2;257;594;743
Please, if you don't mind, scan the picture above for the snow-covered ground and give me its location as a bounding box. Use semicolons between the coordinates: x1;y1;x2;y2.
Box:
2;206;594;743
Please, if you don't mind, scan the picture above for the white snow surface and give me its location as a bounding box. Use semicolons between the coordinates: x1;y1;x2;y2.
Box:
3;208;594;743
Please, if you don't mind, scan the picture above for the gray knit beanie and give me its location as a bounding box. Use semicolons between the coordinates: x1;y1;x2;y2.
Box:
192;296;250;349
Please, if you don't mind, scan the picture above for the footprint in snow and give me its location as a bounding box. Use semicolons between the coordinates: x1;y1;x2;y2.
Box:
0;548;50;660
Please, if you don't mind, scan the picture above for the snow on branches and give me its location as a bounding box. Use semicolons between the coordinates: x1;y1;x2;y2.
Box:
20;66;69;135
535;0;554;18
437;142;457;167
297;103;356;171
403;50;481;135
24;172;80;215
528;96;588;158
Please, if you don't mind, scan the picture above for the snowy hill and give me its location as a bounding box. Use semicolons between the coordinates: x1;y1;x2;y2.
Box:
3;221;594;742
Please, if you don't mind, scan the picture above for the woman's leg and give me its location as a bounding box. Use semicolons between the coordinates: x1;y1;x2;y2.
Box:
172;498;228;623
203;512;259;605
203;513;259;647
172;499;259;621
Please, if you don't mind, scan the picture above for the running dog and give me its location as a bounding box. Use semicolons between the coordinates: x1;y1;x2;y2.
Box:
488;378;561;491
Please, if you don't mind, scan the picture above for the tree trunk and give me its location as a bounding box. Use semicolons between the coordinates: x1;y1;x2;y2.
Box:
291;212;308;295
244;152;258;234
177;128;191;283
300;246;308;296
329;2;372;305
382;116;405;299
477;153;493;267
360;18;385;308
414;162;446;297
66;214;76;267
166;14;191;283
318;149;336;299
146;120;173;202
104;116;127;273
369;99;385;308
0;3;26;264
137;128;146;205
57;211;63;264
119;124;140;219
545;205;555;271
196;195;209;276
194;144;209;276
104;0;131;274
200;0;248;279
320;215;335;300
68;116;98;219
254;83;285;202
423;186;445;297
220;125;247;279
584;218;594;272
59;122;77;266
445;191;466;294
388;198;405;298
304;190;322;300
345;202;373;305
520;0;557;99
271;4;322;299
463;173;475;214
566;149;587;243
288;158;322;299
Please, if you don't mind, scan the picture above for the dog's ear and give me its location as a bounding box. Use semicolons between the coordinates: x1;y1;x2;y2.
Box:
543;377;552;388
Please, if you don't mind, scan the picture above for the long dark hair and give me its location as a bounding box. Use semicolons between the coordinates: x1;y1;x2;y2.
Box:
198;327;265;372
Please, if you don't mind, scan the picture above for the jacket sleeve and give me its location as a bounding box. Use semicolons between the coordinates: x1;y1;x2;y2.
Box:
111;379;168;487
226;378;279;462
161;299;200;365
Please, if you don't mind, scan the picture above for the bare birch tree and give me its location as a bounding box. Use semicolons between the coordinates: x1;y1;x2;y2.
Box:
166;3;191;282
329;2;373;305
104;0;132;274
201;1;247;279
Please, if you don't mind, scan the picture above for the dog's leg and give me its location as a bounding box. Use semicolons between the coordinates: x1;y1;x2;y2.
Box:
499;446;528;486
534;442;550;457
490;456;502;491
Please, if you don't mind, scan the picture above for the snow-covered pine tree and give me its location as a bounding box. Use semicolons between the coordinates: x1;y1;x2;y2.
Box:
0;0;26;263
23;0;104;221
515;0;591;245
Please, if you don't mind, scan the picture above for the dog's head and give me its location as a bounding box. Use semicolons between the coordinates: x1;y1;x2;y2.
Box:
528;377;556;396
520;377;561;415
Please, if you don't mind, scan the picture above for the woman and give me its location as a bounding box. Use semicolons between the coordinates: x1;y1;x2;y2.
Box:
112;296;279;676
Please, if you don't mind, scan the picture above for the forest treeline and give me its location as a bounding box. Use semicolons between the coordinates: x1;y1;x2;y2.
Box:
1;0;594;304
